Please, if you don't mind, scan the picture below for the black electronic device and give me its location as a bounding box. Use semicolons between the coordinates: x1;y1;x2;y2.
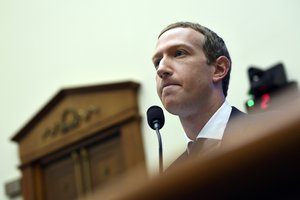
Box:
245;63;299;113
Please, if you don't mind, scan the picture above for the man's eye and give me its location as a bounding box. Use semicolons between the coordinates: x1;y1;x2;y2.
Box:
153;59;161;69
175;50;186;57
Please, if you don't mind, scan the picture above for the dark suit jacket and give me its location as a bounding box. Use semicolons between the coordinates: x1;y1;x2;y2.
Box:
166;106;247;171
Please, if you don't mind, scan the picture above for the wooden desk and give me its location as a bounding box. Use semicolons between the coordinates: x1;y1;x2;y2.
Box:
85;99;300;199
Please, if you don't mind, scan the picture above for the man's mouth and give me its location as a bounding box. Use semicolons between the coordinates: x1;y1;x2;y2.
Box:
162;82;180;92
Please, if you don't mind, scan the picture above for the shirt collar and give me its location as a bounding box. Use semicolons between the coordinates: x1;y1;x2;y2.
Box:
185;100;232;143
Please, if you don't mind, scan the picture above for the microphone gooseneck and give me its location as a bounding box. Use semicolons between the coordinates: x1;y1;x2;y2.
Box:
147;105;165;174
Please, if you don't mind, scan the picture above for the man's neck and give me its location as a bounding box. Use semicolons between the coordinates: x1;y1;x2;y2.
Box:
179;98;225;140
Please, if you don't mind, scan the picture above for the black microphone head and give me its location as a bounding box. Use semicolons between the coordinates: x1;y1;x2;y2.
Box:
147;105;165;130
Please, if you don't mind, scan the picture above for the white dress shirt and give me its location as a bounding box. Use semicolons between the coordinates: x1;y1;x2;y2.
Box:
185;100;232;143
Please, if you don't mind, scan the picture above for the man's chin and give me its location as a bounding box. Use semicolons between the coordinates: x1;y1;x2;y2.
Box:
163;101;181;115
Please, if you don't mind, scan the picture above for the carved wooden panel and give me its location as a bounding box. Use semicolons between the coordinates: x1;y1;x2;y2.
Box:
12;81;146;200
43;155;77;200
42;129;124;199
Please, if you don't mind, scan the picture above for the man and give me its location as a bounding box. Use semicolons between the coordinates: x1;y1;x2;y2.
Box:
151;22;246;169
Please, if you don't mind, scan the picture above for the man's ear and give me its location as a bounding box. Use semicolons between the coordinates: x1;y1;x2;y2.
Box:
212;56;231;83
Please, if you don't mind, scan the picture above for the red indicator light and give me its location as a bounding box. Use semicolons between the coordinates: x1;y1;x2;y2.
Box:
260;94;270;109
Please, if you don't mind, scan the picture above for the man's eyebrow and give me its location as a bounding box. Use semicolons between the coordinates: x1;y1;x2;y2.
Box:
152;44;191;57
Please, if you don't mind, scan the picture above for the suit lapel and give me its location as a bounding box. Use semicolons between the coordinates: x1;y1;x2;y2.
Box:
223;106;247;140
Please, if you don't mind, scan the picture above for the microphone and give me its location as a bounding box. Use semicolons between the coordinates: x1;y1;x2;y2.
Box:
147;105;165;174
147;105;165;130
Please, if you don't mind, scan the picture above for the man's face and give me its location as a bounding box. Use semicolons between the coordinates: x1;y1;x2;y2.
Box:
152;27;215;116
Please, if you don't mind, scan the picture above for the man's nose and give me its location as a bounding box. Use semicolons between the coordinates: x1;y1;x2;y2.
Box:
157;57;173;78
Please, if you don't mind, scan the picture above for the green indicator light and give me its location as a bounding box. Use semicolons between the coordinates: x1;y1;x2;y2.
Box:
247;99;255;107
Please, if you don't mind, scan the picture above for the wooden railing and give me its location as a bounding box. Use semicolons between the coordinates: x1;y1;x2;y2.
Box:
82;99;300;200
